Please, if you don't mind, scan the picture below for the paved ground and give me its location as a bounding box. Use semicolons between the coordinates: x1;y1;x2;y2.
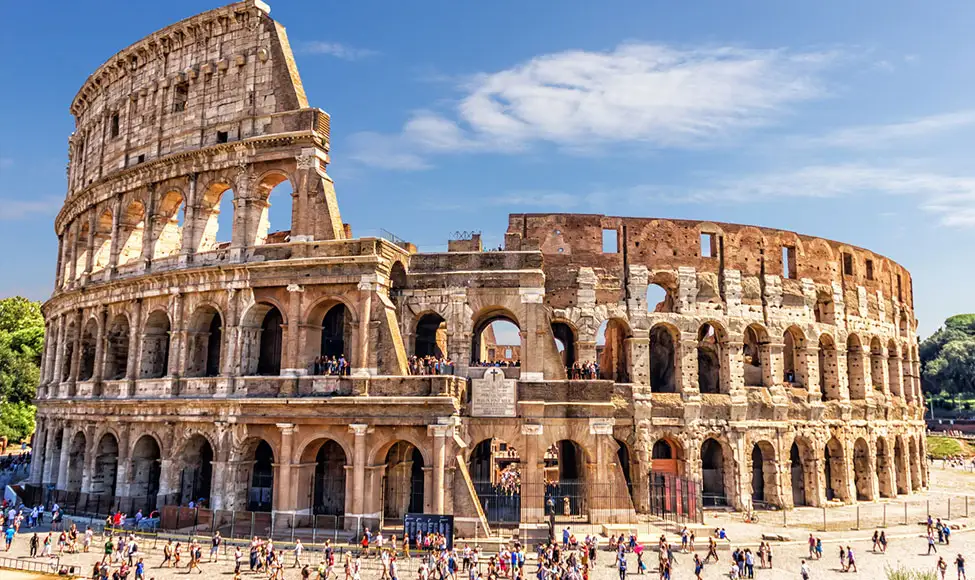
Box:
4;463;975;579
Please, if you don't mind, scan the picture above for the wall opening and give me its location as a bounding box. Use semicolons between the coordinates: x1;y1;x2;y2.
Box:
646;284;673;313
257;306;283;376
469;438;521;524
197;184;234;253
597;319;630;382
701;438;729;507
700;232;717;258
602;229;618;253
253;173;293;246
78;319;98;382
308;440;347;516
103;315;130;381
151;190;184;260
383;441;425;520
544;440;587;517
847;334;865;400
130;435;162;501
248;440;274;512
178;435;213;506
472;315;521;365
91;433;119;497
415;313;446;358
790;440;809;506
66;432;86;493
173;82;189;113
186;306;222;378
783;327;804;386
865;259;874;280
843;252;854;276
697;323;722;394
743;325;765;387
818;335;840;400
117;201;145;266
552;322;576;370
782;246;797;279
140;311;171;379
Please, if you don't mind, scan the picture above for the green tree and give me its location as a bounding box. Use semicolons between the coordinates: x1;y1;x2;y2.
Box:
0;296;43;441
921;314;975;397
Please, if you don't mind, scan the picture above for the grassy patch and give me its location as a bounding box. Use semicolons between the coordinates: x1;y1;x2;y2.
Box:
927;435;972;458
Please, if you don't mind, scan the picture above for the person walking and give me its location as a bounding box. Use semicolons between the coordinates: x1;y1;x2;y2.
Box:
800;560;810;580
879;531;888;554
939;557;949;580
29;532;38;558
704;537;719;563
957;554;967;580
808;534;816;560
846;546;857;573
930;532;940;555
617;554;627;580
693;554;703;580
210;531;222;563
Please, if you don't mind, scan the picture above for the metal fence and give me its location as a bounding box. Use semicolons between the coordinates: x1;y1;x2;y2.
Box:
759;494;973;532
648;471;704;529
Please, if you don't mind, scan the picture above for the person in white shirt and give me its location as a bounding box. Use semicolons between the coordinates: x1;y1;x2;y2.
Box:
294;539;304;567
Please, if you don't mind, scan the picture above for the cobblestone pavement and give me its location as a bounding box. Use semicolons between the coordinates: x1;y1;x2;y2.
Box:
4;463;975;579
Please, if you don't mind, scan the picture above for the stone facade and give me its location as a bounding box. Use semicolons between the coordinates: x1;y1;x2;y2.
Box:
30;1;927;536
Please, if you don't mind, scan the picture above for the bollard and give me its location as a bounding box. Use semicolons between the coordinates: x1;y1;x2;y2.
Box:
291;513;296;542
856;505;860;530
904;501;908;526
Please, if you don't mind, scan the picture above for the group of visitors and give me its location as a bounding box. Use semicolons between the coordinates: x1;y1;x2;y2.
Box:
407;356;455;376
0;450;30;473
567;362;599;380
471;360;520;368
2;500;60;531
311;355;351;376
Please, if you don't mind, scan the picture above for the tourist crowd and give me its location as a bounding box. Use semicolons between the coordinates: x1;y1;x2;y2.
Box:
408;356;455;376
567;362;599;380
471;360;520;367
0;451;30;474
311;355;351;376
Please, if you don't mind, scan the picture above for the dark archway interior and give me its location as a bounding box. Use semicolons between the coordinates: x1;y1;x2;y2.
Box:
130;436;161;501
751;445;765;502
650;326;676;392
824;443;835;501
415;313;446;358
180;436;213;506
249;440;274;512
552;322;576;368
257;306;283;376
313;440;347;516
384;442;425;519
321;304;347;359
652;440;673;460
791;442;807;506
615;438;633;500
701;438;725;505
697;324;720;394
205;313;222;377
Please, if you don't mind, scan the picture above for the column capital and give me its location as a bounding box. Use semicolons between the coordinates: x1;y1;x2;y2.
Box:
428;424;452;437
349;424;371;436
589;418;616;436
286;284;304;293
276;423;296;435
521;424;544;436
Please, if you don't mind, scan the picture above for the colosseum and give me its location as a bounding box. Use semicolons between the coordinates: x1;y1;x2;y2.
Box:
27;0;928;537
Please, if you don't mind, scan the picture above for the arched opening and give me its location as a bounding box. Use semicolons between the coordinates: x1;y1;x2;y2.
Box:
116;200;145;266
321;304;351;363
649;324;677;391
61;321;78;383
894;437;908;495
140;311;171;379
66;432;86;492
552;322;576;370
876;437;895;498
887;340;903;397
186;306;222;378
743;325;766;387
751;445;766;502
847;334;866;400
472;314;521;366
383;441;424;520
102;315;130;381
469;439;520;524
870;338;885;391
389;262;407;296
697;323;722;394
544;440;587;518
783;326;804;385
91;433;119;497
304;440;347;516
818;335;840;400
646;283;674;313
129;435;161;502
43;428;63;494
615;438;634;503
248;440;274;512
92;209;113;271
177;435;213;506
790;440;811;507
853;437;873;501
414;313;446;358
257;306;283;376
151;190;184;259
252;173;293;246
195;183;234;253
824;437;848;502
701;438;730;507
908;437;921;491
74;220;90;278
78;319;98;382
597;319;631;382
651;438;685;476
649;437;689;515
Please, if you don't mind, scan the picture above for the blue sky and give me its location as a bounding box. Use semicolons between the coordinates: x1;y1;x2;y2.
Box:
1;1;973;338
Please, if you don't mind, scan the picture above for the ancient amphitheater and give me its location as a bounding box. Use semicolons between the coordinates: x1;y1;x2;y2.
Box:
27;0;928;536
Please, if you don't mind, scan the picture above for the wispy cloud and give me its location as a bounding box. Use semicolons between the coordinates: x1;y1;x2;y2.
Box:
0;197;62;220
298;41;377;61
348;42;838;169
804;110;975;149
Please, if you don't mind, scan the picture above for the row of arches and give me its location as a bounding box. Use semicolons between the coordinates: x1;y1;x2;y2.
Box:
59;172;295;287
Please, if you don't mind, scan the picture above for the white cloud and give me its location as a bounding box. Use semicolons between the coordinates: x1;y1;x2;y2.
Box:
347;42;836;168
0;197;62;220
805;110;975;149
298;41;377;61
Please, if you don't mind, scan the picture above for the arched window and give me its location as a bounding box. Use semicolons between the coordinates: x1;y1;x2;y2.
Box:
647;284;674;313
151;190;184;259
74;220;90;278
468;439;521;524
472;313;520;365
415;313;446;358
186;306;222;378
552;322;576;369
130;435;162;502
697;323;722;394
322;304;349;359
79;319;98;382
194;182;234;253
103;315;130;381
384;441;425;519
252;173;293;246
117;201;145;266
743;325;766;387
597;319;631;383
783;327;805;386
91;433;119;497
248;440;274;512
140;311;171;379
92;210;113;271
257;306;284;376
178;435;214;506
649;325;677;391
818;335;840;400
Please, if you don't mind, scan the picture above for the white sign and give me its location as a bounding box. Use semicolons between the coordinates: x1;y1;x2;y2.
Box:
471;367;517;417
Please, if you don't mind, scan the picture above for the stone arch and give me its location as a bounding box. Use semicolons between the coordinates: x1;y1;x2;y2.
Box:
305;297;358;371
389;261;407;295
252;170;295;246
74;219;91;278
90;431;120;497
818;334;840;400
870;338;885;391
824;436;849;502
847;334;866;400
790;436;816;507
193;179;235;253
743;324;768;387
546;439;589;517
185;304;223;378
468;438;521;523
894;435;909;495
151;189;184;260
782;325;806;386
697;322;727;394
853;437;874;501
102;313;130;381
92;209;113;271
887;339;904;397
552;320;577;369
383;440;426;519
876;436;895;498
701;436;734;507
415;312;447;358
65;431;87;493
649;323;678;392
129;434;162;502
140;309;171;379
297;438;348;516
750;440;780;507
61;320;79;383
175;433;215;506
236;301;285;377
650;436;686;477
236;437;274;512
117;200;146;266
598;318;632;383
646;282;675;313
472;307;522;365
78;317;99;382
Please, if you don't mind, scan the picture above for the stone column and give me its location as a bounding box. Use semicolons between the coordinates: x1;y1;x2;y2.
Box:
41;422;60;487
55;427;72;490
764;341;782;388
92;306;108;384
28;419;46;485
626;334;650;386
520;288;545;381
170;293;185;377
54;235;64;288
284;284;305;375
429;423;450;514
126;299;142;382
354;276;376;376
677;337;700;396
108;195;122;275
805;345;822;401
349;424;370;525
83;210;97;275
68;311;83;383
178;173;198;265
520;424;545;525
273;423;296;512
156;459;174;509
53;314;67;387
140;184;157;269
836;350;851;401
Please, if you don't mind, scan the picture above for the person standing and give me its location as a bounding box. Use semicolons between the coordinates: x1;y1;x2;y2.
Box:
294;538;305;568
234;546;243;575
939;557;949;580
617;554;626;580
800;560;810;580
210;531;222;563
957;554;967;580
931;532;940;555
29;532;38;558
